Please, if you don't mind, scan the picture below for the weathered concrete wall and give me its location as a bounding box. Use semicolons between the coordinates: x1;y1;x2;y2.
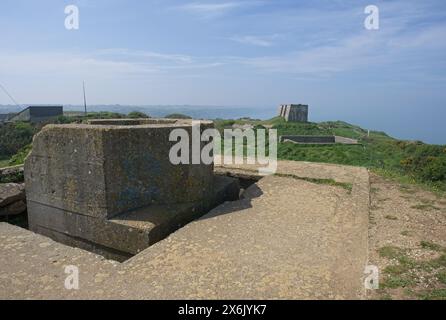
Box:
280;135;336;144
25;118;239;259
101;124;214;216
9;108;31;122
278;104;308;122
9;106;63;123
334;136;359;144
88;119;176;126
280;135;359;145
26;120;214;219
25;125;108;218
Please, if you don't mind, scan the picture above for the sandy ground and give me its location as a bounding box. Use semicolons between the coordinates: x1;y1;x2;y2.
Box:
367;173;446;300
2;161;444;300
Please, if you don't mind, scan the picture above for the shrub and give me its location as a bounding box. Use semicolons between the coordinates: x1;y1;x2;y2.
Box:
164;113;192;119
54;115;73;124
0;122;36;158
128;111;150;119
8;144;32;166
398;144;446;183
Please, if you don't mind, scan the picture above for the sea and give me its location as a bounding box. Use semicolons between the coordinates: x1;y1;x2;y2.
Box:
1;104;444;145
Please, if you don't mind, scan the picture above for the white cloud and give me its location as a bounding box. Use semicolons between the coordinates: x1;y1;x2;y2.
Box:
0;52;146;77
221;32;383;76
173;1;263;18
95;48;194;64
387;24;446;49
177;2;242;13
229;35;281;47
0;49;225;80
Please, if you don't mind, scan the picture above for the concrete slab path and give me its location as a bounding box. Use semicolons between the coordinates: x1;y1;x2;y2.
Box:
0;161;370;299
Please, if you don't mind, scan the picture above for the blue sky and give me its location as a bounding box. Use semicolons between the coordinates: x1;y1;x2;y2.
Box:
1;0;446;143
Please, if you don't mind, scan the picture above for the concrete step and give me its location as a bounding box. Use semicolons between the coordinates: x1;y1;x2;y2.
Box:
28;175;240;261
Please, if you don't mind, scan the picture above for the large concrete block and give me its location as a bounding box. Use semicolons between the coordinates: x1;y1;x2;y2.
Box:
25;125;108;217
25;118;239;259
25;119;214;219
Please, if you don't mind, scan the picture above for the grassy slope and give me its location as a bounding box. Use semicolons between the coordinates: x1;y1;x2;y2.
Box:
214;117;446;192
216;117;400;168
2;115;445;191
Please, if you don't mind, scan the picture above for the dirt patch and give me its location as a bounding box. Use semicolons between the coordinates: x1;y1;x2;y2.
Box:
367;173;446;300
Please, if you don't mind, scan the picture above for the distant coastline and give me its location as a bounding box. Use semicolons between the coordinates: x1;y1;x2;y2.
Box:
0;104;444;145
0;104;276;121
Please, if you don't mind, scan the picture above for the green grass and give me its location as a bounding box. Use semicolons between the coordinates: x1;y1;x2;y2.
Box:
382;275;415;289
420;241;444;252
0;169;24;183
0;144;31;169
275;123;399;170
273;121;332;136
419;254;446;271
378;246;418;289
0;158;10;168
437;271;446;285
3;116;446;193
378;243;446;298
418;289;446;300
277;143;369;167
8;144;31;166
242;118;446;193
378;246;410;261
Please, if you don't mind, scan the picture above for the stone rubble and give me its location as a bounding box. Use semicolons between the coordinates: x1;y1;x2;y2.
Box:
0;183;26;216
0;165;24;183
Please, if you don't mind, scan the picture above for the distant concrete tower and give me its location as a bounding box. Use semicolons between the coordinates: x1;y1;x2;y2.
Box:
278;104;308;122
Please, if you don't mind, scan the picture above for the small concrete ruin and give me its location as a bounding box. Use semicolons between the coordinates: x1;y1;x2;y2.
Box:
278;104;308;122
25;118;240;261
8;106;63;123
280;135;359;145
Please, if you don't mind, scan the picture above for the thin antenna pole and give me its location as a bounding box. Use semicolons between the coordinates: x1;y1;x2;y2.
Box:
83;81;87;117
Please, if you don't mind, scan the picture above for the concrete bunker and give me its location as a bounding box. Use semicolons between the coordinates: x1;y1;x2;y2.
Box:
25;119;242;261
278;104;309;122
280;135;359;145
